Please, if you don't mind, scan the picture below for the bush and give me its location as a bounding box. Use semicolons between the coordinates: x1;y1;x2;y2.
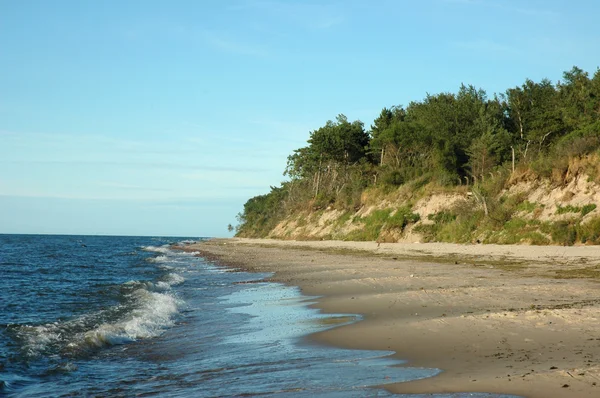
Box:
577;216;600;244
581;203;597;216
543;221;577;246
556;204;582;215
345;209;391;241
505;218;527;231
382;170;404;186
555;122;600;157
413;224;437;242
387;206;420;229
555;203;597;216
523;232;551;245
436;210;485;243
516;201;537;213
428;211;456;223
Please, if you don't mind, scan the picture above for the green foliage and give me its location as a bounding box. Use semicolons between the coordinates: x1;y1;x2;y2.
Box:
555;121;600;158
516;201;537;213
415;201;484;243
428;211;457;223
556;204;582;215
285;114;369;180
521;232;551;245
437;212;484;243
343;207;419;241
555;203;596;216
582;204;597;216
236;66;600;242
345;210;391;241
335;211;353;226
577;216;600;244
381;169;404;186
504;218;527;230
236;185;288;237
387;207;420;229
540;221;577;246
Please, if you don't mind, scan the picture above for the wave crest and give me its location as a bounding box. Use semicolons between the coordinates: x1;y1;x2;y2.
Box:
12;285;182;359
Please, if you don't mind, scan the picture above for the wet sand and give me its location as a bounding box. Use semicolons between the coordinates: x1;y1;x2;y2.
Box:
183;238;600;397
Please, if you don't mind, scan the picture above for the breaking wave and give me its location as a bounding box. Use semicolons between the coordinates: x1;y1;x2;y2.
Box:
141;245;172;254
9;271;185;360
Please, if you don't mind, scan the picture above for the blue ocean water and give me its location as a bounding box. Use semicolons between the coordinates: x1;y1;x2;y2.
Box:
0;235;515;397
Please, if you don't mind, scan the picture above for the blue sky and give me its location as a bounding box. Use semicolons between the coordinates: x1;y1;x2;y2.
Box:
1;0;598;237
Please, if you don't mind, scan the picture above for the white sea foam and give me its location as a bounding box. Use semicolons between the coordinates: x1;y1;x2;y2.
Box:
179;250;200;256
165;273;185;286
146;255;169;263
17;324;62;357
17;284;182;357
124;273;185;292
15;243;190;359
141;245;172;254
81;289;180;348
178;239;197;245
154;281;171;291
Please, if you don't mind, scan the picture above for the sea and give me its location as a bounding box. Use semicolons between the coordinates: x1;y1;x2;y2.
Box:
0;234;516;397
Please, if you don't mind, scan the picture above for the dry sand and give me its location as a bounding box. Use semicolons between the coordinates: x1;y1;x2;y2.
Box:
182;238;600;397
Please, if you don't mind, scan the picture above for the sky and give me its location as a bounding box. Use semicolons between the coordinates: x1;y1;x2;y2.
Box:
1;0;599;237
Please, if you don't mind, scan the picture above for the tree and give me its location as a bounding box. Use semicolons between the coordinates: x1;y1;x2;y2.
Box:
558;66;594;129
284;115;369;198
506;78;563;159
467;130;500;181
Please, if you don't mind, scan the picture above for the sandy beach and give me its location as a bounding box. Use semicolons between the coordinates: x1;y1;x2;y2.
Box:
182;238;600;397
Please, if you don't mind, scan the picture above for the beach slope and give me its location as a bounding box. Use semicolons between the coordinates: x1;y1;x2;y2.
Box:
184;238;600;397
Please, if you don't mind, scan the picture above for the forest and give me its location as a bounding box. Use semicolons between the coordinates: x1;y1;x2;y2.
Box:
236;66;600;241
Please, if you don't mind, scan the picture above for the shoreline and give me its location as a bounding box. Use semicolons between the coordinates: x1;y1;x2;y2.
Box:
183;238;600;397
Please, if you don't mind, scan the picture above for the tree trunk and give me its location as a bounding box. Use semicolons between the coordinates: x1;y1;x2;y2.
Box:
314;155;323;198
511;146;515;174
522;140;531;160
517;111;524;139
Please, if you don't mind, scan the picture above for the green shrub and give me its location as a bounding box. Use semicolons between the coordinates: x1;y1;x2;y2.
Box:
428;211;456;223
556;122;600;157
581;203;597;216
577;216;600;244
556;204;582;215
543;221;577;246
555;203;596;217
516;201;537;213
335;211;353;226
409;173;433;191
344;209;391;241
382;170;404;186
504;218;527;231
413;224;437;242
436;172;460;186
437;211;485;243
523;232;551;245
344;206;420;241
387;206;420;229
